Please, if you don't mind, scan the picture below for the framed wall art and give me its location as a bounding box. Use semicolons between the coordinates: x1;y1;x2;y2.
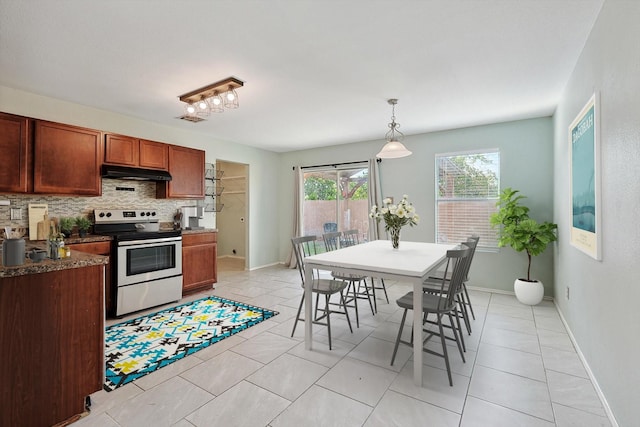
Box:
569;93;601;260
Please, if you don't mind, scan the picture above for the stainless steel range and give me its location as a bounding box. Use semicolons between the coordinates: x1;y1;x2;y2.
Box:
94;209;182;317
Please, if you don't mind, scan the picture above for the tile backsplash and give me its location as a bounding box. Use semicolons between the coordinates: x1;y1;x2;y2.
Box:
0;180;201;228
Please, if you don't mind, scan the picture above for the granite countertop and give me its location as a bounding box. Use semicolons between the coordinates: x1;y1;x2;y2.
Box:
180;228;218;234
1;239;109;278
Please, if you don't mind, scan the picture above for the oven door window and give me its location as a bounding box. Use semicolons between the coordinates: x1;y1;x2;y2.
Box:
126;244;176;276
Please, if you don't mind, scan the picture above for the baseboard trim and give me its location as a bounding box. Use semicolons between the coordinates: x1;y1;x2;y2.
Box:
466;285;553;300
218;255;245;260
554;301;619;427
248;261;282;271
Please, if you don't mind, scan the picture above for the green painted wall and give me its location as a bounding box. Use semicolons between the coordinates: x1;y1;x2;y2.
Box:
280;116;554;295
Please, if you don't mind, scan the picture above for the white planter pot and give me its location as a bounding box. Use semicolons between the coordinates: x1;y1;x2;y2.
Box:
514;279;544;305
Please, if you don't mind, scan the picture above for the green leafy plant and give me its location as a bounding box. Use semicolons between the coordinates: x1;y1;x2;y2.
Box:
490;188;558;281
75;216;92;232
59;217;76;236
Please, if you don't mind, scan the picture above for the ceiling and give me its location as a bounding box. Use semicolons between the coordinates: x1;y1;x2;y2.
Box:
0;0;604;153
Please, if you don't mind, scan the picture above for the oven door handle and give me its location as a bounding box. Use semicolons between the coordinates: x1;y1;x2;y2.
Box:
118;236;182;246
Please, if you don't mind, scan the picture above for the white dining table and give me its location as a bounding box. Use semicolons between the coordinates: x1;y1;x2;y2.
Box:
303;239;457;386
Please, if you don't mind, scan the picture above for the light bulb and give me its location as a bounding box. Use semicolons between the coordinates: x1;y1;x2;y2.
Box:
186;104;196;114
212;97;221;106
198;100;208;110
226;92;235;101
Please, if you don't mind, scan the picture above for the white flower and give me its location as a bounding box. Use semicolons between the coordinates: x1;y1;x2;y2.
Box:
371;194;420;231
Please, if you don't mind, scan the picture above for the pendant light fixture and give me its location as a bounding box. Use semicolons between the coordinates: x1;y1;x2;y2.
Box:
376;98;412;159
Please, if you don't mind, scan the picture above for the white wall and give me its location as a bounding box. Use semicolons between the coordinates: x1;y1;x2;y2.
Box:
279;117;555;295
0;85;282;270
552;1;640;425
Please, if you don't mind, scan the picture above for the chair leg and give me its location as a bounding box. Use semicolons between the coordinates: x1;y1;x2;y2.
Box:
380;278;390;303
462;282;476;320
448;312;465;363
325;294;332;350
370;278;378;313
360;279;375;315
457;294;472;335
454;303;466;353
340;291;353;333
291;294;305;338
391;308;408;366
437;314;453;386
351;281;360;328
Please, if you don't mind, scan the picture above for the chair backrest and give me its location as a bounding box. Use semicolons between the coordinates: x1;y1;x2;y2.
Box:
435;246;472;311
291;235;319;284
323;222;338;233
463;236;480;281
342;229;361;247
323;231;342;252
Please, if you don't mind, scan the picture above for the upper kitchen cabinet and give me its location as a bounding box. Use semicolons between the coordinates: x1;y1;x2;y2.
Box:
34;121;102;196
157;145;205;199
139;139;169;170
104;134;168;170
0;112;31;193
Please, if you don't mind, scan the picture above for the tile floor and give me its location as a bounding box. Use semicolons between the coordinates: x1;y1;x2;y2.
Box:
76;265;612;427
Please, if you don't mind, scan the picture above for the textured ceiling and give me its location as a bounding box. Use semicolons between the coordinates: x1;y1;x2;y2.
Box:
0;0;604;152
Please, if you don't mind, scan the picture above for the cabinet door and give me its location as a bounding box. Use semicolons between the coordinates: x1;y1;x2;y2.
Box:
0;112;31;193
182;232;217;294
68;241;112;315
157;145;205;199
139;139;168;170
104;133;139;166
34;121;102;196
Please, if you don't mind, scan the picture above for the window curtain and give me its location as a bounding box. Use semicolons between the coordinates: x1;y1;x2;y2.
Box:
368;158;382;240
286;166;303;268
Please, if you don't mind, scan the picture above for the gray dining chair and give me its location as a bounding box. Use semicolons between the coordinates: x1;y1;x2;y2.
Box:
323;231;374;327
390;245;471;386
344;228;389;312
290;235;352;350
426;236;480;336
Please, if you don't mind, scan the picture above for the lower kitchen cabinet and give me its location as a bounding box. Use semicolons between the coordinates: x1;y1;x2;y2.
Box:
0;265;104;426
68;240;112;313
182;232;217;295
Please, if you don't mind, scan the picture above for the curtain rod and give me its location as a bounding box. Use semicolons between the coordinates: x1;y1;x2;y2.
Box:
293;160;368;170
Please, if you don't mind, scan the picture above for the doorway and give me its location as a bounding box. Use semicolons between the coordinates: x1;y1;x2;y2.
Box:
216;160;248;272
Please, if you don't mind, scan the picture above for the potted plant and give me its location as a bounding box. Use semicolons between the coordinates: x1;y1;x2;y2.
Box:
490;188;558;305
59;217;76;238
75;216;92;238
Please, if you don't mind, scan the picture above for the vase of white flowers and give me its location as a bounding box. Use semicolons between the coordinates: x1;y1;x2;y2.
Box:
369;194;420;249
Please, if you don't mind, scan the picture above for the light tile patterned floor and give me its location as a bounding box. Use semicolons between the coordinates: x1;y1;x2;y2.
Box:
78;265;612;427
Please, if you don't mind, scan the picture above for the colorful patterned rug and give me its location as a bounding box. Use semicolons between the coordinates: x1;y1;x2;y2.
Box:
104;296;278;391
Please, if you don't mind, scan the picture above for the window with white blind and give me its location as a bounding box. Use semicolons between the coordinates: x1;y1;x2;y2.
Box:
435;150;500;251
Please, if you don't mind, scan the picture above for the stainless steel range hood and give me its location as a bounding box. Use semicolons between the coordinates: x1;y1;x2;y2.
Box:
101;165;172;181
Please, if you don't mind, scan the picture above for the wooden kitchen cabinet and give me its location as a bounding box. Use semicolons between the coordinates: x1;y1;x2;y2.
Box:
182;232;217;294
0;265;104;426
157;145;205;199
0;112;31;193
34;120;103;196
139;139;169;170
69;240;113;314
104;133;168;170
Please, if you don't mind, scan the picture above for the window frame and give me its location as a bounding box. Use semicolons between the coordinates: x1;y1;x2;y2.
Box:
434;148;501;252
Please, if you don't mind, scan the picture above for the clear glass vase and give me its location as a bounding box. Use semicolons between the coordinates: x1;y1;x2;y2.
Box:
389;227;401;249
